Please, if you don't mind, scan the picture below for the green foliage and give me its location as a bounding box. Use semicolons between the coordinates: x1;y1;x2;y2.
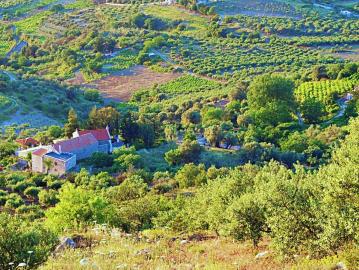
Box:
0;141;17;160
88;106;120;134
106;175;148;202
300;98;325;124
74;169;115;190
247;75;296;126
38;189;58;206
226;193;267;247
165;140;201;165
112;146;141;172
4;193;24;209
106;175;168;232
24;186;41;199
45;183;116;232
175;163;206;188
89;152;114;168
84;89;101;102
204;125;223;147
295;79;357;108
0;213;58;269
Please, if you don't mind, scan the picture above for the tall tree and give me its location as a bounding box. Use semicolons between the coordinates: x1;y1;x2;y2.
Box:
247;75;296;126
64;108;79;138
120;112;140;144
88;106;120;134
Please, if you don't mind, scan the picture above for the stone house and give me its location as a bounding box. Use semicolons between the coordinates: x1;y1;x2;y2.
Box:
53;133;99;161
32;148;76;176
72;126;113;154
31;128;117;175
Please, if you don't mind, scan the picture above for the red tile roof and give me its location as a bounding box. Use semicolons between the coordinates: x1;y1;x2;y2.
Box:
16;137;39;146
78;129;110;141
53;133;98;153
32;148;48;157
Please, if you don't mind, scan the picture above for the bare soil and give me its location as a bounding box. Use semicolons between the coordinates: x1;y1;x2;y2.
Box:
80;65;181;102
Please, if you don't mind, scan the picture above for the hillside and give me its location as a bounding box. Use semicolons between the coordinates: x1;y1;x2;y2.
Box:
0;0;358;269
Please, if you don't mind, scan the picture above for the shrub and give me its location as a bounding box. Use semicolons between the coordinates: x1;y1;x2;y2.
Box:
4;193;24;209
16;204;45;220
89;152;114;168
0;141;17;159
175;163;207;188
0;195;7;206
24;186;42;199
106;175;148;202
226;193;267;247
38;190;59;206
0;213;58;269
45;184;116;232
84;89;100;101
47;180;63;190
12;180;34;193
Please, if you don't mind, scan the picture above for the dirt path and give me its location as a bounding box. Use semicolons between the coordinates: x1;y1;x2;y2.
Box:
6;40;27;58
150;49;177;65
324;98;348;124
0;70;17;81
296;112;304;126
0;96;17;112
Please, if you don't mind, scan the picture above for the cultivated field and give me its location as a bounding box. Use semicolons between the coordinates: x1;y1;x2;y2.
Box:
81;66;181;101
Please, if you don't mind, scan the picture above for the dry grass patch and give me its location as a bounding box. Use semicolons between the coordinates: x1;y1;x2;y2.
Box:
83;66;181;102
40;229;294;270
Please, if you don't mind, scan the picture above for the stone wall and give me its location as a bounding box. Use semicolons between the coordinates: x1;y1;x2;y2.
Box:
47;158;66;176
32;155;44;173
72;142;99;161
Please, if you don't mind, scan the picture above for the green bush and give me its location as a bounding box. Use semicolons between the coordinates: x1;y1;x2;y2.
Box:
175;163;207;188
12;180;34;193
4;193;24;209
89;152;114;168
84;89;101;101
38;189;59;206
0;213;58;269
47;180;63;190
0;195;7;206
24;186;42;199
16;204;45;220
45;184;116;232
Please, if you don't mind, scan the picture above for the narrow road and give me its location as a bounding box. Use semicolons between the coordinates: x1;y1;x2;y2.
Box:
150;49;177;65
0;70;17;81
5;40;27;58
296;112;304;126
0;96;17;113
324;97;349;125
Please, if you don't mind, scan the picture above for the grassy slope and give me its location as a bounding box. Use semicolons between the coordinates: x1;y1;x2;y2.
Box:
144;5;209;38
39;229;354;270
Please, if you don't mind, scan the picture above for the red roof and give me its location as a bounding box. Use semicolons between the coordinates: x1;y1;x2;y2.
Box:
16;137;39;146
78;129;110;141
53;133;98;153
32;148;48;157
